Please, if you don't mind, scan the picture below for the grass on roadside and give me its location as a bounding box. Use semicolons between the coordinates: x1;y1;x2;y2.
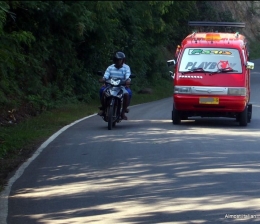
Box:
0;103;98;157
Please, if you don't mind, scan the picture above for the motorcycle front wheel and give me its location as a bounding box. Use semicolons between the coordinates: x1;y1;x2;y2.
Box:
108;99;115;130
108;106;113;130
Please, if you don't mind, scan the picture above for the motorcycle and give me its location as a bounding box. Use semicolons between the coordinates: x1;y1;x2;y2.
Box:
97;71;135;130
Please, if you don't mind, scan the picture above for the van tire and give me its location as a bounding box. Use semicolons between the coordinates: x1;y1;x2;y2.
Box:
239;106;248;126
247;104;252;123
172;105;181;124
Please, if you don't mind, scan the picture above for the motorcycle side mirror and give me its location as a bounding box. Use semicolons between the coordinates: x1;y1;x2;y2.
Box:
130;74;136;78
97;71;103;76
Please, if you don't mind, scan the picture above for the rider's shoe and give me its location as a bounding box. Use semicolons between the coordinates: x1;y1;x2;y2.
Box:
98;110;105;116
121;112;128;120
125;108;129;113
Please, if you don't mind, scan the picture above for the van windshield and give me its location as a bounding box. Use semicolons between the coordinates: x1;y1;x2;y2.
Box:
179;48;242;73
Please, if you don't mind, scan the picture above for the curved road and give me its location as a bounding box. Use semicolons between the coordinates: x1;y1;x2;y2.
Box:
1;60;260;223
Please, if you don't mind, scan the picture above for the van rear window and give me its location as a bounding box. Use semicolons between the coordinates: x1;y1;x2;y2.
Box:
179;48;242;73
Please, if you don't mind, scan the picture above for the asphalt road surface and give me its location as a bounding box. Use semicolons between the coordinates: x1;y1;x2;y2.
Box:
1;60;260;224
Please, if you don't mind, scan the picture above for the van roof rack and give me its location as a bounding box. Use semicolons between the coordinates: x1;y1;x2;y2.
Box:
188;21;245;28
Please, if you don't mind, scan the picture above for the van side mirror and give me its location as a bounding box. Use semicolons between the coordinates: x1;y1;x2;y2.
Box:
246;61;254;70
167;59;176;67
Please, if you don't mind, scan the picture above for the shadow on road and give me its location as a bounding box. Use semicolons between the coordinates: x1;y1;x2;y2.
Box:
8;117;260;223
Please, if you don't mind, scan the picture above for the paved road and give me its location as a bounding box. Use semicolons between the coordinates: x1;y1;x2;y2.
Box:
1;60;260;224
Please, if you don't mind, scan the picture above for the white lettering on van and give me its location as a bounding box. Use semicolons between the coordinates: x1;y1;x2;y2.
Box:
185;62;217;70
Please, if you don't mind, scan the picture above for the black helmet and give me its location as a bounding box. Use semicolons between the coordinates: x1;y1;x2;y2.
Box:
113;51;126;63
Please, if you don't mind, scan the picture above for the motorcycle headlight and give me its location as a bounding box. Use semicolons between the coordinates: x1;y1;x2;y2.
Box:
111;79;120;85
174;86;192;94
227;88;246;96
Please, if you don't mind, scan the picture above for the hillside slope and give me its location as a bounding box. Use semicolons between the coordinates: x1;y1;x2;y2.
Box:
209;1;260;42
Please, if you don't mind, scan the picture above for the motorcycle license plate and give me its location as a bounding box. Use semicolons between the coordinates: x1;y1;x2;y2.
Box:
199;97;219;104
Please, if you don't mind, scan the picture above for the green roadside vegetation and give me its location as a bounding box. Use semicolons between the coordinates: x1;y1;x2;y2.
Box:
249;40;260;60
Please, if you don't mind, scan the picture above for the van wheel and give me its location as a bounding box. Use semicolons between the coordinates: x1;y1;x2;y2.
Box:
172;105;181;124
247;104;252;123
239;106;248;126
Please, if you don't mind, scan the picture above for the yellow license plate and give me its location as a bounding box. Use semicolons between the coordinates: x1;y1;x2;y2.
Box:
199;97;219;104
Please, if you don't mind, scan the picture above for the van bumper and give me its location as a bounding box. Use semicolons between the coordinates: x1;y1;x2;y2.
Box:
174;95;247;114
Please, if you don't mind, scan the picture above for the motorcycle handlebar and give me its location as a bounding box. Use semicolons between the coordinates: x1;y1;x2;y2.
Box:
99;79;133;86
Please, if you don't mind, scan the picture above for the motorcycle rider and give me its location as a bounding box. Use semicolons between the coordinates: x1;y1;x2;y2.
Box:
98;51;132;120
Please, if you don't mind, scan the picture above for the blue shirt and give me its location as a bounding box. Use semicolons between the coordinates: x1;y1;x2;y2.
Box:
103;63;131;80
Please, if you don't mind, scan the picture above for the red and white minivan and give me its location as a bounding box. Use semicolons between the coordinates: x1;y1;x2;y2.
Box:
167;21;255;126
